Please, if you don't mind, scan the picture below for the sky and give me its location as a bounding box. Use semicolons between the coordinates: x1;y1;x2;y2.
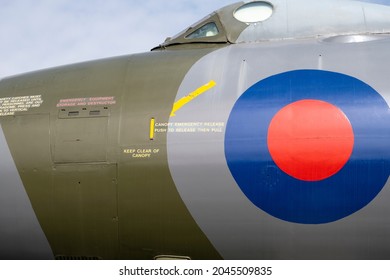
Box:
0;0;389;78
0;0;234;78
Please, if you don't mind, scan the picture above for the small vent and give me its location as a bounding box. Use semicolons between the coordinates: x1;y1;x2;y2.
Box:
68;111;79;117
55;255;102;260
154;255;191;260
89;110;101;116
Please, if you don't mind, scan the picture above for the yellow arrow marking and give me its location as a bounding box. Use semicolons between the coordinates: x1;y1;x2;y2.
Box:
170;80;216;117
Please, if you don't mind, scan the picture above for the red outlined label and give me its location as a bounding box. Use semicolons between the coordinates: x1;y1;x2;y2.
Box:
56;96;116;107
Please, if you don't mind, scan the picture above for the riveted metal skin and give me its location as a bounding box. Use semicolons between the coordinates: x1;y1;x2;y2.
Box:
0;0;389;259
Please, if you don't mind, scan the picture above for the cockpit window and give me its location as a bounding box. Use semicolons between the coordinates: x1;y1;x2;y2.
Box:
153;10;235;50
185;22;219;39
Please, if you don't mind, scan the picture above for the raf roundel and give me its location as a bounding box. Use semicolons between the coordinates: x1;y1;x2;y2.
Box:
225;70;390;224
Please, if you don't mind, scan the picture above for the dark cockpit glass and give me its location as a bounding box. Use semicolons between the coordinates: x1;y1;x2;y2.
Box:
154;10;231;50
185;22;219;39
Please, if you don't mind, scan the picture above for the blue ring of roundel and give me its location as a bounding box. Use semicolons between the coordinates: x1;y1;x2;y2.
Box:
224;70;390;224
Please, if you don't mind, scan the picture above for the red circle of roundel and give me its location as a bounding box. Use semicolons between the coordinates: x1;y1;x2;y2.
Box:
267;100;354;181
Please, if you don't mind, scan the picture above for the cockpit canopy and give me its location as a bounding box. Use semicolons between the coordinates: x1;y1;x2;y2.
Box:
155;0;390;49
